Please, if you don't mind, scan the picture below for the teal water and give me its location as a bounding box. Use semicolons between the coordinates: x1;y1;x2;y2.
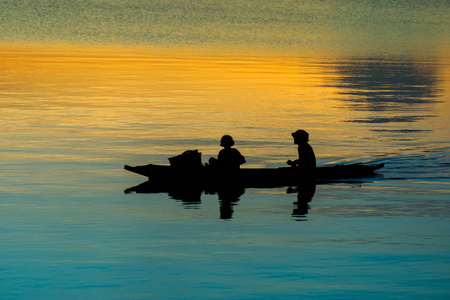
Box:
1;1;450;299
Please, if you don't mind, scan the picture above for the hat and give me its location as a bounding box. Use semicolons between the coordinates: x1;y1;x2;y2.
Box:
292;130;309;141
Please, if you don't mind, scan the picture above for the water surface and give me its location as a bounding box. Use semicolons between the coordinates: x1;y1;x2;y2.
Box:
0;0;449;299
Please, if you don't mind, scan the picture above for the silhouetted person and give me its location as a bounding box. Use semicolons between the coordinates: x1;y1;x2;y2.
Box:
287;130;316;174
208;135;246;171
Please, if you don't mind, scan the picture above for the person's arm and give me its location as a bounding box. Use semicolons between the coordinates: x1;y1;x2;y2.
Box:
287;159;299;166
240;154;246;165
287;146;300;166
236;149;246;165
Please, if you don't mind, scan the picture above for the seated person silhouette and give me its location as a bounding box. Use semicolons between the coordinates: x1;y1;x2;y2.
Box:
287;130;316;173
208;135;246;171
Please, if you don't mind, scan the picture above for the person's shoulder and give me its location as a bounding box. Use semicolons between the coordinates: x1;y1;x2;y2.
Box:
231;148;242;154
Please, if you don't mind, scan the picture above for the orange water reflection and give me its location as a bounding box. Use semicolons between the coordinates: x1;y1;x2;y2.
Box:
1;44;448;167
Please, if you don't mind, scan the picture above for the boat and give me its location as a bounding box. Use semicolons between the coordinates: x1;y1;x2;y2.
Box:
124;162;384;188
124;152;383;217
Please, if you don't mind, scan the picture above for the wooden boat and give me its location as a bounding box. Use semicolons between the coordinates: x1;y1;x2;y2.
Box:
124;163;384;188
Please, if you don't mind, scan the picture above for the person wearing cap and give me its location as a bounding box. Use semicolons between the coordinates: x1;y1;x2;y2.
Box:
208;135;246;171
287;130;316;172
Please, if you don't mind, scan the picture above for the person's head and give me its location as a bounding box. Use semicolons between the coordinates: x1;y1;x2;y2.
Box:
292;130;309;144
220;135;235;148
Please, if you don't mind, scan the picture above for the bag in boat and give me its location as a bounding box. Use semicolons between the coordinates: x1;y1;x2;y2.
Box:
169;150;202;170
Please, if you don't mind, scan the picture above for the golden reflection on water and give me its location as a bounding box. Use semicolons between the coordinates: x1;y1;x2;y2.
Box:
1;44;448;167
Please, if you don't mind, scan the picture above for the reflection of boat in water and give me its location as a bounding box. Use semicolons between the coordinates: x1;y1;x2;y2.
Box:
124;160;383;219
124;177;323;220
124;163;383;188
124;178;246;219
124;163;382;220
124;179;310;220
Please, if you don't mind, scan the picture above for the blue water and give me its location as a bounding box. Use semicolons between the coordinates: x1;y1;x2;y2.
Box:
1;1;450;299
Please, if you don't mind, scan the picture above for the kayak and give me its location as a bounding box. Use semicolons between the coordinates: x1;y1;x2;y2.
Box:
124;163;384;188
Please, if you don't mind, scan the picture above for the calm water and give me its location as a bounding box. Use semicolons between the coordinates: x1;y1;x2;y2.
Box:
1;1;450;299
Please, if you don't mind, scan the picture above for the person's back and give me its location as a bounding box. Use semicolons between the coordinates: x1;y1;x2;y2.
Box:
218;147;246;170
297;141;316;171
209;135;246;171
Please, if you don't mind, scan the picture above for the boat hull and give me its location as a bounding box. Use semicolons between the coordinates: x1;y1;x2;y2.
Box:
124;163;384;188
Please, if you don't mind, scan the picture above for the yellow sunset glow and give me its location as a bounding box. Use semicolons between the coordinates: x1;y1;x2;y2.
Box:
1;44;447;166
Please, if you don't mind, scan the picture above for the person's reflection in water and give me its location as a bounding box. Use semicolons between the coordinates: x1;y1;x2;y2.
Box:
288;180;316;221
217;186;245;219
